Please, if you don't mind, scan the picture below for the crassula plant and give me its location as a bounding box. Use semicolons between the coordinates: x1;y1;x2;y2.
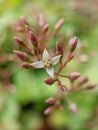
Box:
13;15;97;114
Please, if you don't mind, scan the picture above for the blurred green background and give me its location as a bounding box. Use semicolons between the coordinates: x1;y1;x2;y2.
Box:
0;0;98;130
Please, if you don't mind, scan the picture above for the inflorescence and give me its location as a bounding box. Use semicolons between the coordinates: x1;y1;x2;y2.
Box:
13;15;97;114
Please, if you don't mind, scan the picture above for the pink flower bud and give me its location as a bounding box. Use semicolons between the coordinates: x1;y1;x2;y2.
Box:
55;18;64;30
69;103;78;114
44;107;53;115
61;85;67;92
70;36;78;52
38;14;46;27
29;31;38;47
13;50;28;61
14;36;26;47
20;16;28;25
86;83;97;90
79;77;89;86
70;72;80;81
22;62;30;69
45;97;54;104
44;78;54;85
56;42;63;54
42;24;49;33
16;26;24;32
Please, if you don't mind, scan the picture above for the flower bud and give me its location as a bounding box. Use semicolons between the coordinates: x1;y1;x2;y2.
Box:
44;78;54;85
70;72;80;82
42;24;49;33
61;85;67;92
79;77;89;86
45;97;54;104
14;36;26;47
56;42;63;54
55;18;64;30
69;103;78;114
29;31;38;48
38;14;46;27
13;50;28;61
22;62;31;69
70;36;78;52
16;26;24;32
86;83;97;90
44;107;53;115
20;16;28;25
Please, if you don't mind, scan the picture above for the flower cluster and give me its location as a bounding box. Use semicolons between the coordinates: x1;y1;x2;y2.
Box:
13;15;97;114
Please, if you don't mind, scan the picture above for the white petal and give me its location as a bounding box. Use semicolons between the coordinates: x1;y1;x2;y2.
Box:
42;48;51;60
46;67;54;78
51;55;62;66
30;61;44;68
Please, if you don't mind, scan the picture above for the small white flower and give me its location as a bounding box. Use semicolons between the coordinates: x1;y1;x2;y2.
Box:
30;48;61;78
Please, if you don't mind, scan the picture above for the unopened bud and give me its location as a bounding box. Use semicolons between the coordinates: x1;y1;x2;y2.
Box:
22;62;30;69
45;97;54;104
70;36;78;52
16;26;24;32
61;85;67;92
56;42;63;54
38;14;46;27
13;50;28;61
14;36;26;47
55;18;64;30
44;78;54;85
20;16;28;25
79;77;89;86
44;107;53;115
70;72;80;82
69;103;78;114
42;24;49;33
86;83;97;90
29;31;38;48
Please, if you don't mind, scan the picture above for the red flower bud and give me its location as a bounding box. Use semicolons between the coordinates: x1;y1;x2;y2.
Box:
56;42;63;54
13;50;28;61
79;77;89;86
70;36;78;52
70;72;80;81
29;31;38;48
61;85;67;92
22;62;30;69
44;78;54;85
86;83;97;90
14;36;26;47
45;97;54;104
44;107;53;115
